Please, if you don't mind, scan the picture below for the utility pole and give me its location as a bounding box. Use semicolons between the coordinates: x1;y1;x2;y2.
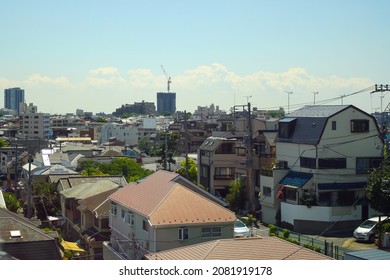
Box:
371;84;390;125
246;102;255;212
164;130;168;170
27;154;33;219
184;111;189;180
232;102;255;212
313;91;319;105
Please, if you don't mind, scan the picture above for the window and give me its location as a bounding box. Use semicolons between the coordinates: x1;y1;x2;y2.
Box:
121;209;126;220
125;212;135;226
356;157;382;174
201;166;208;178
214;167;235;180
142;220;149;232
318;192;332;206
318;158;346;169
300;157;316;169
278;118;297;138
351;119;369;133
178;227;189;240
110;204;117;216
216;143;234;154
332;121;336;130
285;188;297;201
263;186;272;197
201;227;222;238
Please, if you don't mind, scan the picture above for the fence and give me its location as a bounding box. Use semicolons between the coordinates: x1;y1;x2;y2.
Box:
273;226;351;260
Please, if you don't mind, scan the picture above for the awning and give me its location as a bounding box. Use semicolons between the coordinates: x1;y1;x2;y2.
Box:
61;240;85;252
279;171;313;188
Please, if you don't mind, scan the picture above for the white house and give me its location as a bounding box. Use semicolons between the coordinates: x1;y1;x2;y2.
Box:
103;170;236;260
259;105;383;234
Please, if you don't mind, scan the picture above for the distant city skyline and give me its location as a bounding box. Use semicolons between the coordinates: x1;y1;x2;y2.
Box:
1;1;389;115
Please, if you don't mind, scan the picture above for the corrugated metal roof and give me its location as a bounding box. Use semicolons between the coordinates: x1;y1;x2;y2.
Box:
345;249;390;260
60;180;120;199
144;237;334;260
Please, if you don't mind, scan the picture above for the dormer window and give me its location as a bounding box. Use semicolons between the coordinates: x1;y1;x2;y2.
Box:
278;118;297;138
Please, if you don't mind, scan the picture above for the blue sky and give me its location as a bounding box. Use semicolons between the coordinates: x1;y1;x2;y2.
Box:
1;1;389;115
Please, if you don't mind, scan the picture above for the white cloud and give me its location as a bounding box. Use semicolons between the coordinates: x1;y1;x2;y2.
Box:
89;67;120;76
0;64;377;114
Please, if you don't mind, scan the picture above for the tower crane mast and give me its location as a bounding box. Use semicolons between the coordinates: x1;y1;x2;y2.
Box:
160;65;172;93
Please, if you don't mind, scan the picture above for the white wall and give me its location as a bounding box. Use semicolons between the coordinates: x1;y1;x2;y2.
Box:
281;202;362;224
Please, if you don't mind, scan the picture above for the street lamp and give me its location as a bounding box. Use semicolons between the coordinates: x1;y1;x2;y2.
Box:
286;91;293;114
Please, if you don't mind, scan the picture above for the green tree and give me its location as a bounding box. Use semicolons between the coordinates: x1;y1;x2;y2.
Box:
365;159;390;215
225;179;246;212
177;157;198;184
79;158;153;182
3;192;21;213
0;138;9;147
95;116;108;123
33;182;61;219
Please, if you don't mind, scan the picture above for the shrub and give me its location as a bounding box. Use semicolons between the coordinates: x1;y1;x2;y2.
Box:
268;224;277;236
282;228;290;239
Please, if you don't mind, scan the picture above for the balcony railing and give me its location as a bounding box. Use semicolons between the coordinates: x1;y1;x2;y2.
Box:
214;174;235;180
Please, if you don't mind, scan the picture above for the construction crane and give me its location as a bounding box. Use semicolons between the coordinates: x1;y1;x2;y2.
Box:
161;65;172;93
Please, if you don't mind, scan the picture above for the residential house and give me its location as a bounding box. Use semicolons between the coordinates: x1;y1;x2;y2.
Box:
0;207;62;260
103;170;236;260
198;137;245;197
58;175;126;241
144;237;333;260
260;105;383;234
76;188;118;259
197;114;278;204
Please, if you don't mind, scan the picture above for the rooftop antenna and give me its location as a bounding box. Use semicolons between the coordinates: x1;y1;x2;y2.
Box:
160;65;172;93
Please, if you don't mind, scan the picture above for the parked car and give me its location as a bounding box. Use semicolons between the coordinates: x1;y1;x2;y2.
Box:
353;216;389;242
234;219;250;238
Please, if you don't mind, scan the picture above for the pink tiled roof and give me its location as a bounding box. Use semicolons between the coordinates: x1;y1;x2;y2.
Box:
145;237;334;260
109;170;236;226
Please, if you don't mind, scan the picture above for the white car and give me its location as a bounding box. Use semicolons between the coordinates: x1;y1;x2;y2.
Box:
234;219;250;238
353;216;389;242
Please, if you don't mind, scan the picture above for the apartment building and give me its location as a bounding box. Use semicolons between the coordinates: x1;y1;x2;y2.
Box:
19;112;51;140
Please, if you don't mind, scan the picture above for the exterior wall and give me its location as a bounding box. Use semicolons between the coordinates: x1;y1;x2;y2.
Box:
259;169;288;225
109;203;234;259
281;202;362;233
19;113;51;139
154;223;234;252
4;87;25;114
101;123;138;146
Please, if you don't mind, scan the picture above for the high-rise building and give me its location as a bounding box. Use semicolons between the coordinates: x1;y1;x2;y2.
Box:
4;87;25;115
156;92;176;114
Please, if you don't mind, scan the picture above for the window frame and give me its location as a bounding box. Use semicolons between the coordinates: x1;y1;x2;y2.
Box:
201;227;222;238
351;119;369;133
178;227;189;240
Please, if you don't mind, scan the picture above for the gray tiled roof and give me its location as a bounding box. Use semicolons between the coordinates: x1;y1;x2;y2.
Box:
287;105;350;118
0;208;62;260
